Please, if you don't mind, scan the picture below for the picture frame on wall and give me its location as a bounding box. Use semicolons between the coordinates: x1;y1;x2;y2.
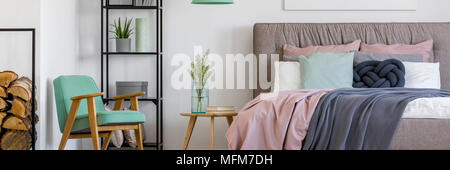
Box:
284;0;418;11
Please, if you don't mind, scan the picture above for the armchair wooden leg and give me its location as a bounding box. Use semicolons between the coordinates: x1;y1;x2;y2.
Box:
102;131;113;150
135;124;144;150
58;131;70;150
87;97;100;150
58;99;81;150
90;130;100;150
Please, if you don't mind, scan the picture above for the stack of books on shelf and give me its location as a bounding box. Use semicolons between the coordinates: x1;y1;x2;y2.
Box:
206;106;235;113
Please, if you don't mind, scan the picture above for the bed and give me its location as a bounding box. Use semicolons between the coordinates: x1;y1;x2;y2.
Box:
229;23;450;150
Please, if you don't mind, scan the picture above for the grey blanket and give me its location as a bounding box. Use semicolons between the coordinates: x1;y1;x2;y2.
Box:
302;88;450;150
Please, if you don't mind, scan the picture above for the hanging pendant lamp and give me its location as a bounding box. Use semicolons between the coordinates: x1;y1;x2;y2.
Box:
192;0;234;4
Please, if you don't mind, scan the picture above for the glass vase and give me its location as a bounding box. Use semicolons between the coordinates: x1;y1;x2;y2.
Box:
191;82;209;114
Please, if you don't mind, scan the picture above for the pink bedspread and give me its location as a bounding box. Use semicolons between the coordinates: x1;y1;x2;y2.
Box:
226;90;330;150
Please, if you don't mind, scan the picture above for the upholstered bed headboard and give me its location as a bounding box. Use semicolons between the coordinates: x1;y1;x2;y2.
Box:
253;23;450;97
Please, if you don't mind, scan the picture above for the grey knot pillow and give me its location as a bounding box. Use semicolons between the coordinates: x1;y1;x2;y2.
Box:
353;59;406;88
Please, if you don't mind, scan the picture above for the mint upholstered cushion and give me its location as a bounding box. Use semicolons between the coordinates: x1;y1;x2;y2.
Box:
71;110;146;132
53;75;145;133
298;52;354;89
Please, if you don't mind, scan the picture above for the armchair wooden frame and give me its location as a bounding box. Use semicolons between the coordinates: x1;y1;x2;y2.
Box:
58;92;146;150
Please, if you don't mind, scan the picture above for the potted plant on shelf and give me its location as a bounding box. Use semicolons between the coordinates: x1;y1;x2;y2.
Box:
188;49;214;114
110;17;134;52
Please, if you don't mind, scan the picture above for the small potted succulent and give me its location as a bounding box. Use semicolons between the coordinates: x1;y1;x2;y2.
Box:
110;17;134;52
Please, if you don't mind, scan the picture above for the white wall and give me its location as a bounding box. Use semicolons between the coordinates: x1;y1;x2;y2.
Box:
0;0;40;79
76;0;450;150
40;0;80;150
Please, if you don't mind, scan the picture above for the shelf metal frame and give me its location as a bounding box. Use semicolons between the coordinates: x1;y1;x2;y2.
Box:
101;0;164;150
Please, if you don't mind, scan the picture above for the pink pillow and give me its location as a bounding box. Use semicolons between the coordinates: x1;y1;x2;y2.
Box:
360;40;434;62
283;40;361;57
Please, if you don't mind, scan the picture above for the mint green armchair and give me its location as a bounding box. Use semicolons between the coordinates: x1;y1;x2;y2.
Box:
53;75;146;150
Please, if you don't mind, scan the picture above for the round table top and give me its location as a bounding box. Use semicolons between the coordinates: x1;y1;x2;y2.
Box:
180;112;238;117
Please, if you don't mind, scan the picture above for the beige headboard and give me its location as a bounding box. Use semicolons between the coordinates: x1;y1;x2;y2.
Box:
253;23;450;97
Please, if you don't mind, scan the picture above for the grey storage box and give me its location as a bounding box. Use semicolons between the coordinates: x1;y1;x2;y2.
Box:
116;81;148;99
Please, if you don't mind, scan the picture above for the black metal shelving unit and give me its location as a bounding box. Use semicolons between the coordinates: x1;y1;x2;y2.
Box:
100;0;163;150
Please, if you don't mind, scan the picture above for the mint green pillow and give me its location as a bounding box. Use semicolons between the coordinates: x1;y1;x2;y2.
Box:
298;52;354;89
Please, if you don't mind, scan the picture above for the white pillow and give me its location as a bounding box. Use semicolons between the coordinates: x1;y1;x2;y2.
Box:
273;61;301;92
403;62;441;89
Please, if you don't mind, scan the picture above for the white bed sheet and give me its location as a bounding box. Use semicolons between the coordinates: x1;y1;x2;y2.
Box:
403;97;450;119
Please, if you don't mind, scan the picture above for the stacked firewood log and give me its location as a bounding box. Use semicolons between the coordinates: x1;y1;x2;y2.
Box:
0;71;38;150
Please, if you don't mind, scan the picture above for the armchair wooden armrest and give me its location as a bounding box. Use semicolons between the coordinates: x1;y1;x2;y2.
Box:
70;92;104;101
112;92;146;100
112;92;146;111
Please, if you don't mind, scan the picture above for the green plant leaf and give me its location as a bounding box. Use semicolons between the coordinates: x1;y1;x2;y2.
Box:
110;17;134;39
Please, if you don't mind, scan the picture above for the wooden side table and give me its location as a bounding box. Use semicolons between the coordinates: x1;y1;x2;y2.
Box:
180;112;238;150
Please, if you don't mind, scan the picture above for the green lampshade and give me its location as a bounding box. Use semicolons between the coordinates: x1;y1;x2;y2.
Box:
192;0;234;4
